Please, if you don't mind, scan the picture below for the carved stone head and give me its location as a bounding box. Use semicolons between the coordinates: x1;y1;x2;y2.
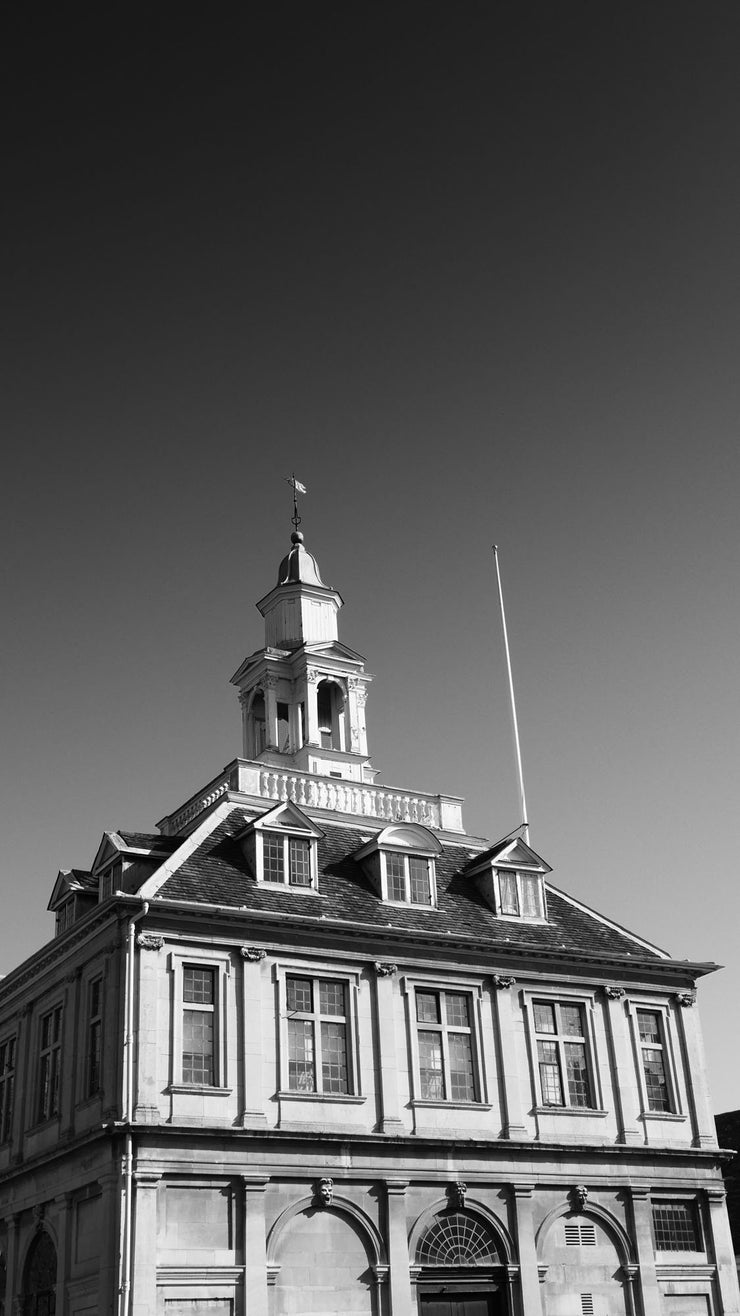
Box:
571;1184;589;1213
317;1177;334;1207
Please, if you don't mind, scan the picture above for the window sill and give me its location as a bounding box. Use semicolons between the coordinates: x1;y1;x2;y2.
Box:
639;1111;686;1123
535;1105;609;1118
384;899;438;911
168;1085;233;1097
279;1091;366;1104
411;1100;492;1111
27;1114;61;1133
256;880;325;896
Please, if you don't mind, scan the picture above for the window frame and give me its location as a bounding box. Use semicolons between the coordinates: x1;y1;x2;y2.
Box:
169;950;232;1093
402;975;489;1108
627;999;682;1119
493;865;547;920
522;989;604;1114
85;975;104;1099
650;1197;704;1253
251;827;321;890
275;962;363;1102
382;850;436;907
0;1032;16;1143
36;1002;64;1125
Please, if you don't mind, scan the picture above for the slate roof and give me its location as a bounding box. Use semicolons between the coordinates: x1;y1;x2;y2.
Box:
152;806;663;962
117;832;181;853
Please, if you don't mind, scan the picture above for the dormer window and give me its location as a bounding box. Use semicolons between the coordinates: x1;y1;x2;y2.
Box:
497;867;544;919
464;837;551;922
239;801;324;892
355;823;443;908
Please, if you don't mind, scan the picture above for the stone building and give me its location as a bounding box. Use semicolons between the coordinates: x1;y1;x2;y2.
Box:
0;530;737;1316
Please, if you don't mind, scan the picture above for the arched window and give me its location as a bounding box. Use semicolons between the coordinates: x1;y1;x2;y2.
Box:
416;1211;499;1266
22;1231;57;1316
317;681;344;751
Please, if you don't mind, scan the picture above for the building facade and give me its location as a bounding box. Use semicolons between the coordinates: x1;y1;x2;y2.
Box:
0;530;737;1316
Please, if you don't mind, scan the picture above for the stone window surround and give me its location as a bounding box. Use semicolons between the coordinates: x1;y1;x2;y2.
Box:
401;974;490;1109
626;997;684;1122
168;949;232;1095
274;959;364;1102
521;987;606;1115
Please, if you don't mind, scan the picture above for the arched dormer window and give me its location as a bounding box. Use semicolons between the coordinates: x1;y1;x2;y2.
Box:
355;823;443;909
317;679;345;751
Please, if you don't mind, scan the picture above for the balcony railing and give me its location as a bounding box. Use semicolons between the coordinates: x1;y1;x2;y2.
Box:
159;759;464;836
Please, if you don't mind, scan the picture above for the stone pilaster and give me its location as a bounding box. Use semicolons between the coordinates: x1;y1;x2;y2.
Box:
264;675;279;750
4;1212;21;1316
61;972;82;1137
706;1186;740;1314
603;988;642;1144
97;1170;121;1313
673;994;716;1147
54;1190;74;1315
629;1188;662;1316
511;1184;543;1316
133;936;164;1123
491;978;527;1138
304;669;320;745
374;965;404;1133
239;949;268;1126
130;1171;160;1316
242;1176;269;1316
386;1180;412;1316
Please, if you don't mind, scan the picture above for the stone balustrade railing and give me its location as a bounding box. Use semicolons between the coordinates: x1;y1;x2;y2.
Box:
159;759;464;836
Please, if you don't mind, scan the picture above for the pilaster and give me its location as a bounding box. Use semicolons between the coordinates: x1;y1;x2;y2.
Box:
242;1176;269;1316
491;979;527;1138
706;1186;740;1314
61;972;82;1138
97;1171;121;1314
133;936;163;1123
304;669;320;745
511;1184;543;1316
629;1188;662;1316
54;1190;74;1316
131;1171;161;1316
239;949;268;1126
4;1212;21;1316
673;994;716;1147
373;965;404;1133
603;988;642;1144
264;675;279;750
386;1180;412;1316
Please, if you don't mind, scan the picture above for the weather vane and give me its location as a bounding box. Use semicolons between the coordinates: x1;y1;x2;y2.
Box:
284;473;307;531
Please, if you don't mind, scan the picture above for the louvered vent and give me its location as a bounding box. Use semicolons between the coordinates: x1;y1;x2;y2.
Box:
565;1222;597;1246
581;1295;594;1316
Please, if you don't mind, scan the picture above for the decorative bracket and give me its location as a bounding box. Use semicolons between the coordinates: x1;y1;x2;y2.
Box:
604;986;625;1000
675;991;696;1007
493;974;516;990
374;962;398;977
241;946;266;962
136;934;164;951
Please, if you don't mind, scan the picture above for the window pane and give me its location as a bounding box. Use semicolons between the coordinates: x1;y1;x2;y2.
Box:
183;967;214;1004
183;1010;214;1084
445;994;470;1029
288;1018;315;1091
565;1042;591;1106
560;1004;584;1037
416;992;440;1024
638;1010;661;1044
288;838;311;886
418;1031;444;1099
320;1021;348;1093
499;871;519;915
319;981;345;1017
287;976;313;1013
642;1047;670;1111
538;1041;563;1105
448;1032;475;1101
409;857;431;905
652;1202;700;1251
521;872;541;917
263;834;284;881
387;853;406;901
534;1002;556;1034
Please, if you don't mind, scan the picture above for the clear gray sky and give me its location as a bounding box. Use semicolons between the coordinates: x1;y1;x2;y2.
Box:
2;8;739;1111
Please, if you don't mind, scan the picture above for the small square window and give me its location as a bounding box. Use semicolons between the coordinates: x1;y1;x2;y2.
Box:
652;1201;701;1251
383;852;434;906
258;831;317;888
496;868;544;919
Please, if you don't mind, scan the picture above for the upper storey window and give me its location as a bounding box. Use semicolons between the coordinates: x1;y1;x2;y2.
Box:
464;837;550;921
355;823;443;909
239;801;324;892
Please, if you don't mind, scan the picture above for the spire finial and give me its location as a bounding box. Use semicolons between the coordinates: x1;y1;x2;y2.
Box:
284;473;307;533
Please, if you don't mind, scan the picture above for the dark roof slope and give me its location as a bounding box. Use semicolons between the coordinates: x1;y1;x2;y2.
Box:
154;808;661;961
117;832;181;853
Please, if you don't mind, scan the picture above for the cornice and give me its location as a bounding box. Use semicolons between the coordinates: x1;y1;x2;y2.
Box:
0;911;121;1004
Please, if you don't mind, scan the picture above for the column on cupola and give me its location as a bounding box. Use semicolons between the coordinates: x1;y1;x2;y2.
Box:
263;674;279;751
347;678;368;756
303;668;320;746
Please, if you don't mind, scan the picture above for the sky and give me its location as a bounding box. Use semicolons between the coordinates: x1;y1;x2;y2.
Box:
2;8;740;1111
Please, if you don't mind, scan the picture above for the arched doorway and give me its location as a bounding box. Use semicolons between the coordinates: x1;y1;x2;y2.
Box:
413;1209;509;1316
22;1232;57;1316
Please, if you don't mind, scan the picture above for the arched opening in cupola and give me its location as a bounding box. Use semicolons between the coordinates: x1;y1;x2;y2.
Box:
250;691;267;756
317;679;345;751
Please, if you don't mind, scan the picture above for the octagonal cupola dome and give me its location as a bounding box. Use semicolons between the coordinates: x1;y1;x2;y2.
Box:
277;531;326;587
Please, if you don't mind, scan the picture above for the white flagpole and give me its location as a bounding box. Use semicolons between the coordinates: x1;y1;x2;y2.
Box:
493;545;530;844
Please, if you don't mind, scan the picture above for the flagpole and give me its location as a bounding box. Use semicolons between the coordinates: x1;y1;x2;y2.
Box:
493;545;530;844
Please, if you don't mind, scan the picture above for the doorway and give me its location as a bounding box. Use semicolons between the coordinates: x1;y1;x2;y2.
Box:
420;1293;502;1316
